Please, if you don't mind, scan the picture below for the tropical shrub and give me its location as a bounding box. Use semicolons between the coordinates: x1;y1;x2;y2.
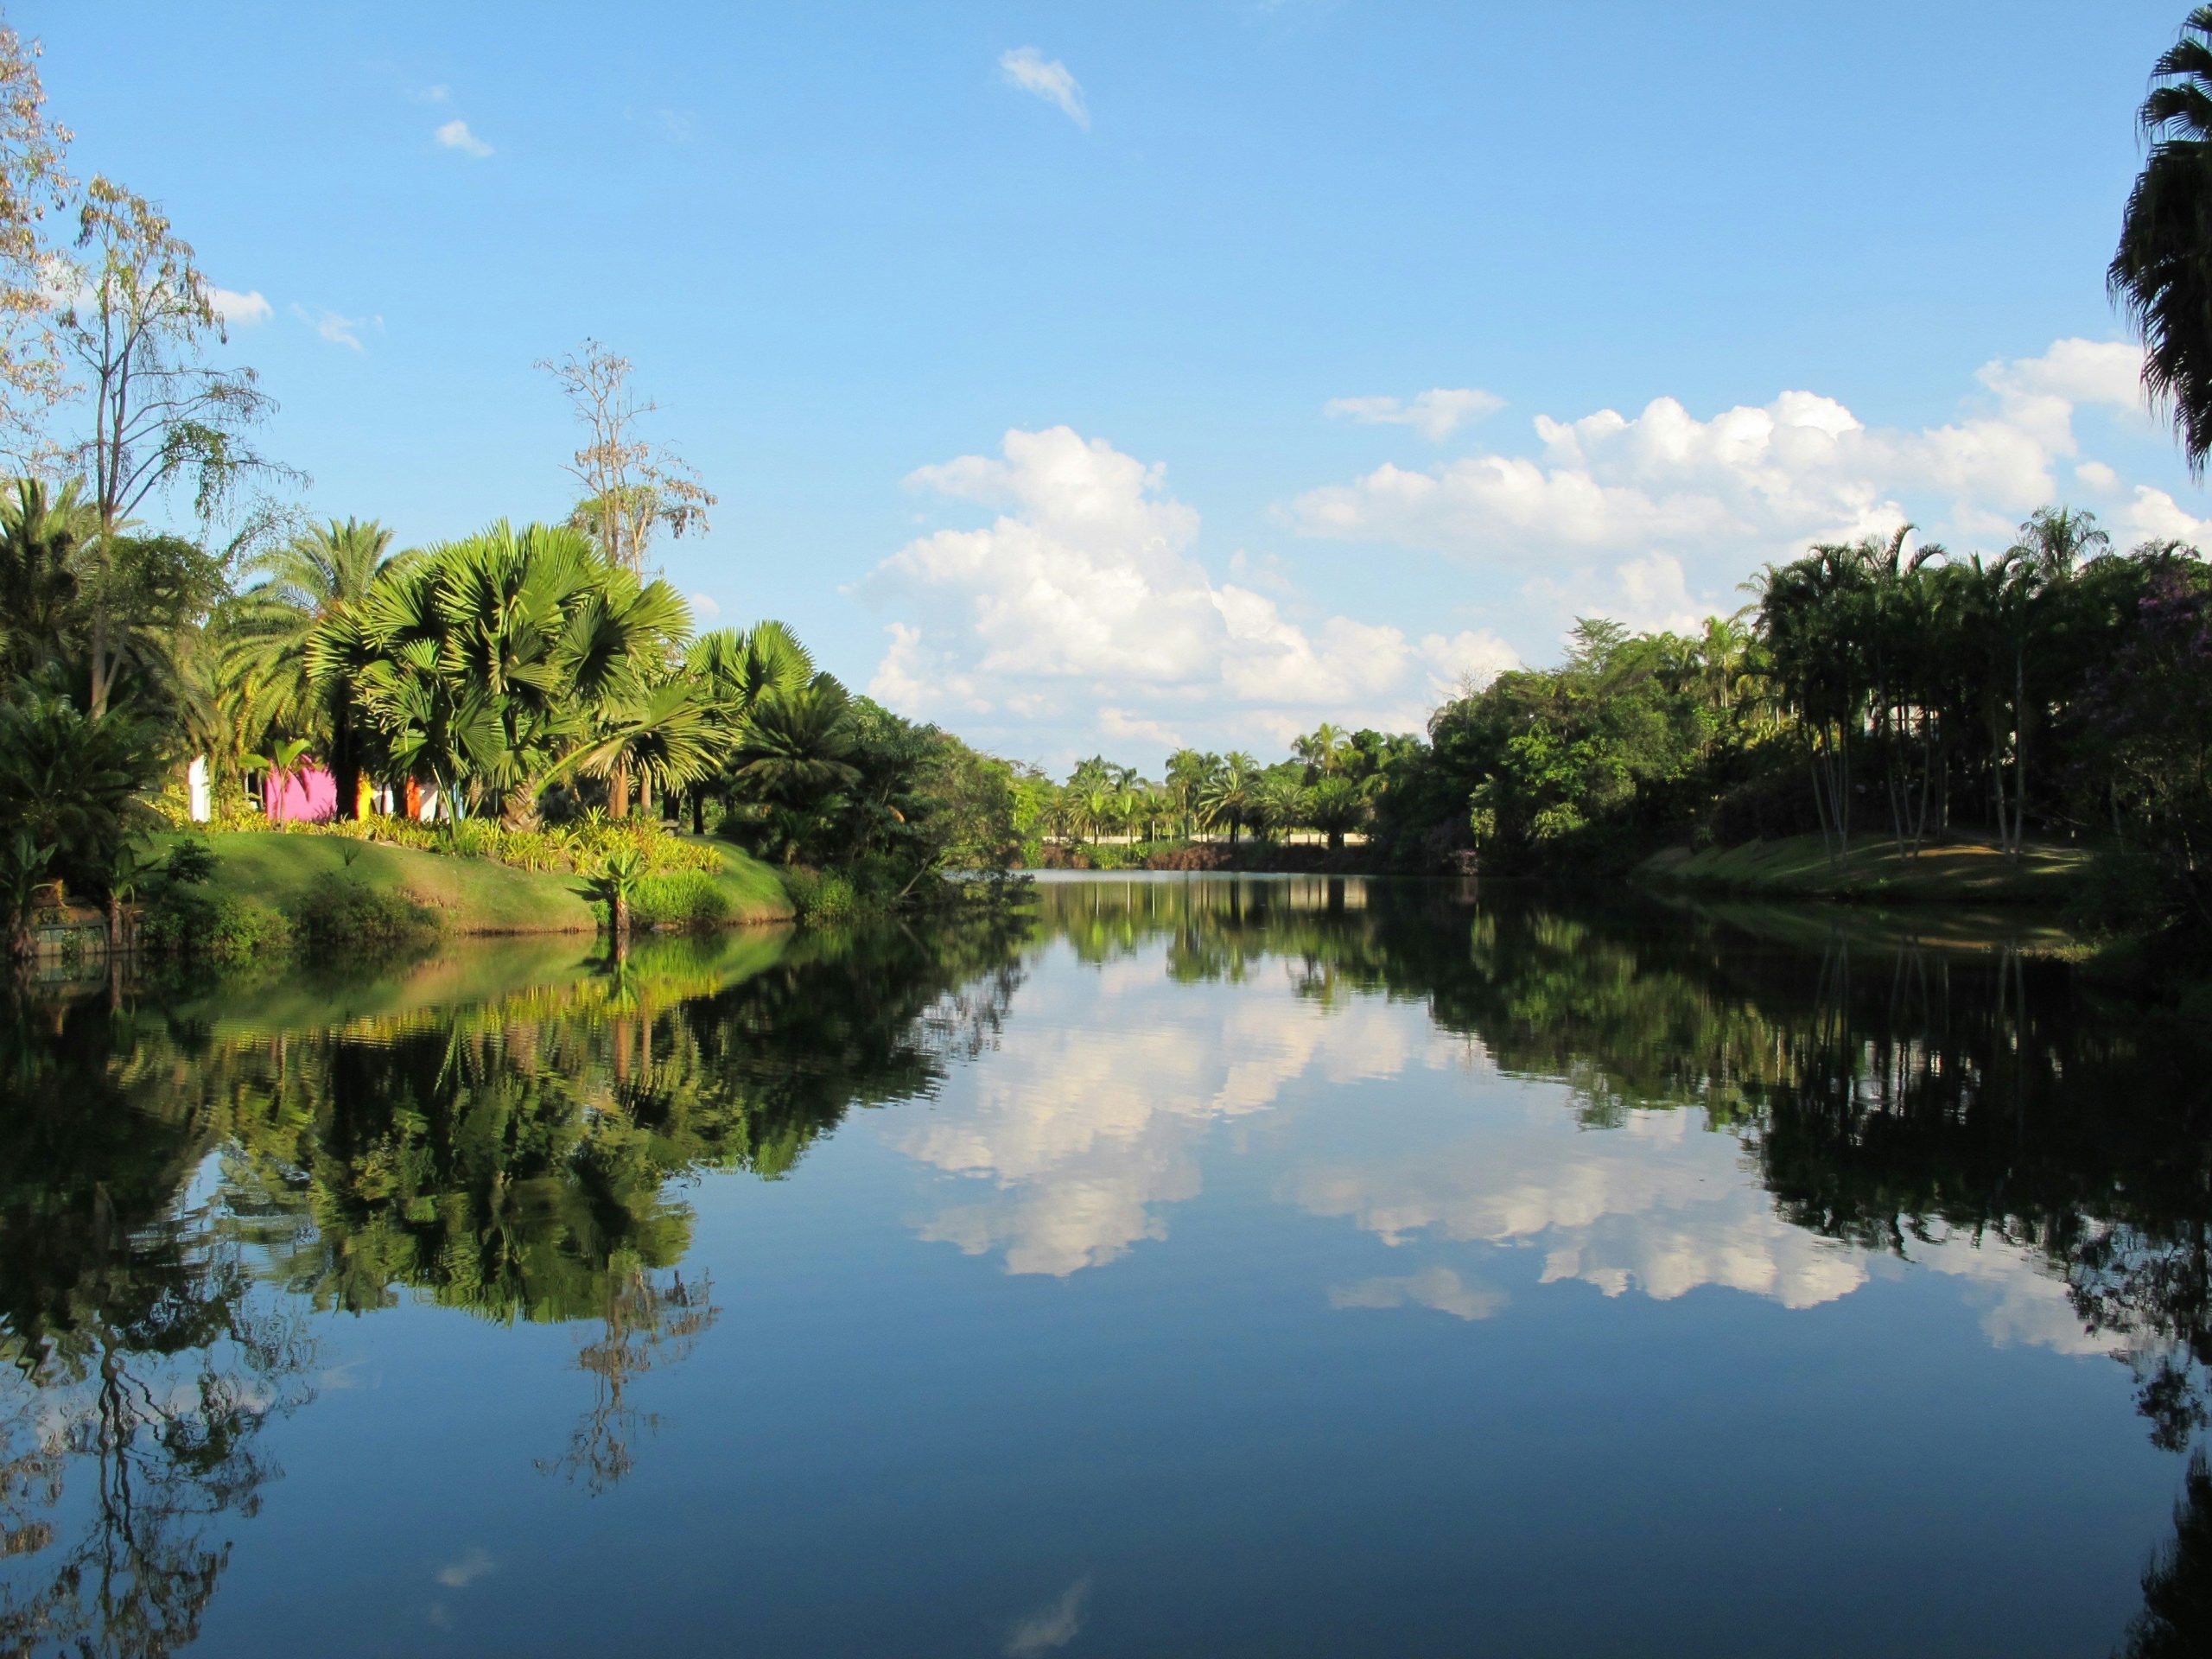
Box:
295;880;437;950
163;835;219;885
140;886;294;965
783;869;859;924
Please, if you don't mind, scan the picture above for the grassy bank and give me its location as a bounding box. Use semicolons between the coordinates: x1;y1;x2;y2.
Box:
153;830;791;952
1639;834;2091;906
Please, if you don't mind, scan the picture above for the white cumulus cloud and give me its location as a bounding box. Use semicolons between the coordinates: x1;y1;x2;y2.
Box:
435;118;493;158
1326;387;1505;442
208;288;270;327
1288;338;2176;626
999;48;1089;128
866;426;1508;765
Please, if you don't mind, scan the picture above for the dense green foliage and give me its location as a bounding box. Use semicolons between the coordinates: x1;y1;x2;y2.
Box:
2113;5;2212;475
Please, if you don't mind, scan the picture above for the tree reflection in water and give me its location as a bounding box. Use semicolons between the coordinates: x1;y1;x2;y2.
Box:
2;882;2210;1652
0;991;318;1654
537;1263;715;1497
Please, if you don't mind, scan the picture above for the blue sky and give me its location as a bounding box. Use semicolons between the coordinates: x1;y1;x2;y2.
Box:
27;1;2212;771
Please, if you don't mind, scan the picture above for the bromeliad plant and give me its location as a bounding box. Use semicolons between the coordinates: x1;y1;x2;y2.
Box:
588;846;647;944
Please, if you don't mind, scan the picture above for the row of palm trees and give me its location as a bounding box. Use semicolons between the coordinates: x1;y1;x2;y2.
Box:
1754;506;2175;862
215;517;846;830
1036;734;1376;852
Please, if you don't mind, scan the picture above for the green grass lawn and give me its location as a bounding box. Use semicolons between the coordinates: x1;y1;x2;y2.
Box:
170;830;792;935
1640;833;2092;906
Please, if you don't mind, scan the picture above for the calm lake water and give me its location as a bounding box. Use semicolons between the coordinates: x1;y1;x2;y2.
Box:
3;874;2209;1657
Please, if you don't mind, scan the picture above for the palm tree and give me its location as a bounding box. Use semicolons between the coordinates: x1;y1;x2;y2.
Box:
1294;722;1351;779
1038;786;1077;846
731;675;861;816
2006;505;2108;579
543;678;717;814
1755;543;1878;865
0;479;99;684
347;522;697;823
1198;753;1260;844
0;683;162;904
224;518;401;819
1307;776;1367;852
1164;748;1217;839
556;561;696;817
2113;6;2212;473
1114;785;1144;843
1080;785;1115;845
241;734;314;812
1256;774;1310;842
684;620;813;827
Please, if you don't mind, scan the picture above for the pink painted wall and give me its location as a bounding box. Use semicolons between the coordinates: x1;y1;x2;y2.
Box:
264;764;339;823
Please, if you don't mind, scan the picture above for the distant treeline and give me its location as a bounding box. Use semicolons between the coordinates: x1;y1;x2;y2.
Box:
1044;508;2212;933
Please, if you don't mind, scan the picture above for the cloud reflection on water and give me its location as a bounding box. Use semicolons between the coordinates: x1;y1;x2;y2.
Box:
889;921;2110;1363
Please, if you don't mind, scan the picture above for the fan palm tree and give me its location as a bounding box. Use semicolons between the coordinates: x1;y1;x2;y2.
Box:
349;559;495;820
349;522;696;823
683;620;814;827
545;678;718;812
2113;6;2212;473
225;518;402;817
555;561;696;817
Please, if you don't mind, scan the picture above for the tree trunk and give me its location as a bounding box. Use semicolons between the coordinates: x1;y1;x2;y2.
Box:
333;715;361;821
609;761;632;819
89;608;108;721
2010;647;2028;862
613;889;630;942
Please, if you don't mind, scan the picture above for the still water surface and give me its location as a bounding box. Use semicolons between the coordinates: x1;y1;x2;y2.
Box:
3;875;2209;1656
